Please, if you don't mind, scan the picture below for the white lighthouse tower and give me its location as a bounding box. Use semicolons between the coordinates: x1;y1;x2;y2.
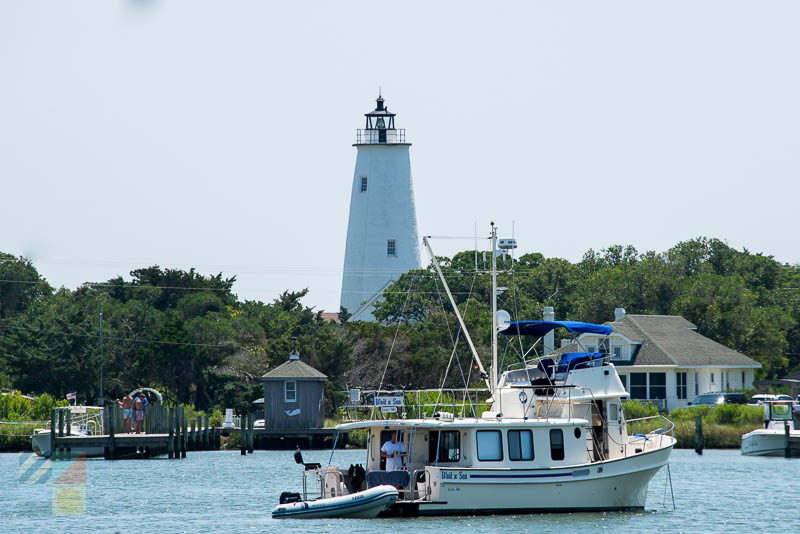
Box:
340;94;420;321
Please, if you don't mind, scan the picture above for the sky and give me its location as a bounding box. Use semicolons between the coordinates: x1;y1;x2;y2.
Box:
1;1;798;312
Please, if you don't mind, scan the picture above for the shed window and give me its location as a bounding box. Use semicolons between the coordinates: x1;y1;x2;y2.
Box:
508;429;534;461
429;430;460;463
284;381;297;402
550;429;565;461
476;430;503;461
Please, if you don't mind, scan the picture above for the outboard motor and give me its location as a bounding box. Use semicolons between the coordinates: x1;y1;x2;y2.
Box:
279;491;302;504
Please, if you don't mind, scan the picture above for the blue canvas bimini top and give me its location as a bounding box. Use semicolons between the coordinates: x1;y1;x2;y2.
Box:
502;320;613;337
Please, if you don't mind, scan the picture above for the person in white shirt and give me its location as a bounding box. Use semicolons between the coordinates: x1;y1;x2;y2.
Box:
380;432;406;472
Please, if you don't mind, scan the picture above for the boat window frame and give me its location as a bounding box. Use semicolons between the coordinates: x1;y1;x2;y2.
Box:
549;428;565;461
507;429;534;461
476;430;504;462
429;429;460;464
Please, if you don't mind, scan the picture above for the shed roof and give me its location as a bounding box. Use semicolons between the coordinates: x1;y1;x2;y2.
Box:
261;359;328;381
558;314;761;368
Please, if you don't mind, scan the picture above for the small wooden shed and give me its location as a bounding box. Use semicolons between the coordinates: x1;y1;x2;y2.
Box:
261;351;328;430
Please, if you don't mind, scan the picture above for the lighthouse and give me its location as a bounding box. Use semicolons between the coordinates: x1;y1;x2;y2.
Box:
340;94;420;321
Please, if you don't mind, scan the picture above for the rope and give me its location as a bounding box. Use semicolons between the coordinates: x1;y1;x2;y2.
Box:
376;276;417;396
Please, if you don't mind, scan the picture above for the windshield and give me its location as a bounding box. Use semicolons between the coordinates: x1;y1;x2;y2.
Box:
693;394;723;404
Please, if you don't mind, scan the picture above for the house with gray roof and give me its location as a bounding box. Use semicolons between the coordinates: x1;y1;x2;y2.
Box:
558;308;761;410
261;351;328;430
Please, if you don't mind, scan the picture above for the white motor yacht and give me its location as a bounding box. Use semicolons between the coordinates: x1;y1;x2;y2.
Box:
278;225;676;517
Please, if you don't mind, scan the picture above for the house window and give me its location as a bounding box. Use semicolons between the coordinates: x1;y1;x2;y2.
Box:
586;345;596;353
695;372;699;396
725;372;730;391
508;430;534;461
710;372;715;385
387;240;396;256
741;371;745;388
630;373;647;399
284;381;297;403
549;429;565;461
612;346;622;360
620;374;627;390
677;372;687;400
476;430;503;461
360;176;368;192
649;373;666;399
429;430;460;463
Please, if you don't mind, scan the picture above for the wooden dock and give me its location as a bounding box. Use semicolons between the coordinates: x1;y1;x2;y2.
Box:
49;404;221;460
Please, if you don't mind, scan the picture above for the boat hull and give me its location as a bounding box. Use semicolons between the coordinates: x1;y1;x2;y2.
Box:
741;429;800;457
415;443;673;515
272;485;399;519
31;430;105;459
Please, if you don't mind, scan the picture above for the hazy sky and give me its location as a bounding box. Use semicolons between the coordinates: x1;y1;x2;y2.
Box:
1;1;798;312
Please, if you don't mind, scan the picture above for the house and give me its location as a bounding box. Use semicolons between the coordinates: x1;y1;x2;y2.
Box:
558;308;762;411
261;350;328;430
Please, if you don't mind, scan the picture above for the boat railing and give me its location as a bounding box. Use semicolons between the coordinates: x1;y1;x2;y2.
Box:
340;388;491;421
625;414;675;449
45;407;103;434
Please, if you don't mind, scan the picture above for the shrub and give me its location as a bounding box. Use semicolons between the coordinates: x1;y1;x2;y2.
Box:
622;401;658;421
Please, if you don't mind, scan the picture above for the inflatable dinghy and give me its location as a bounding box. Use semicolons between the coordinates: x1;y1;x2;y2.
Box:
271;484;398;519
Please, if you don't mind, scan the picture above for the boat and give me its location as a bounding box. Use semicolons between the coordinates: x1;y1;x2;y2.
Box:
275;224;676;516
31;405;105;458
741;401;800;457
272;484;399;519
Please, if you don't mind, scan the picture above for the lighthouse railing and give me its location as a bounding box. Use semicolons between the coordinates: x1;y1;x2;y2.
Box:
355;129;406;144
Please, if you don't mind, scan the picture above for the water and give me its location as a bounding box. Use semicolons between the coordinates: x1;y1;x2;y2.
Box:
2;449;799;533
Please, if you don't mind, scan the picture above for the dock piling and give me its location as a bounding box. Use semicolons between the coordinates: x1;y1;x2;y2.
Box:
49;409;56;459
785;421;791;459
694;415;703;455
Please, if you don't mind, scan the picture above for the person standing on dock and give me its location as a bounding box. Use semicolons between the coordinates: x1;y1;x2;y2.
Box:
121;394;134;433
380;432;406;472
133;396;145;434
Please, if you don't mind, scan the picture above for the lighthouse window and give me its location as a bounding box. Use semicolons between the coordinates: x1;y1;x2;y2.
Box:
387;240;396;256
360;177;368;192
476;430;503;461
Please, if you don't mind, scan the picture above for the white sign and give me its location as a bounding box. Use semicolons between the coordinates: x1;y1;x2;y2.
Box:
374;396;404;407
380;406;398;413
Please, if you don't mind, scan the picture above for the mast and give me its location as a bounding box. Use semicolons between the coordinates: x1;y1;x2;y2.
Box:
490;222;498;390
422;236;491;391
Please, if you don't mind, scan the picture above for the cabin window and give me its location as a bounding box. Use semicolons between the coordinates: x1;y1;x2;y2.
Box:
387;240;396;256
649;373;666;400
476;430;503;461
609;403;620;423
429;430;460;463
549;429;565;461
360;176;368;192
629;373;647;399
284;381;297;402
508;430;534;461
677;372;687;399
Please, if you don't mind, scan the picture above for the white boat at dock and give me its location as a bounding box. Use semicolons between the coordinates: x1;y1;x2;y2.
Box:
31;406;105;458
741;401;800;457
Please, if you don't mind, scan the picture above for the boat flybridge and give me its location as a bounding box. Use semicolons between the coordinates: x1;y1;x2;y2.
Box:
274;224;676;518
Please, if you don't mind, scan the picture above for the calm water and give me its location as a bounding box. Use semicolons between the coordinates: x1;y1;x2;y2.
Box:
2;448;799;533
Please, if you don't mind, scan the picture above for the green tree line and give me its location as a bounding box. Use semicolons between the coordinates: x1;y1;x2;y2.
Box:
0;237;798;414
